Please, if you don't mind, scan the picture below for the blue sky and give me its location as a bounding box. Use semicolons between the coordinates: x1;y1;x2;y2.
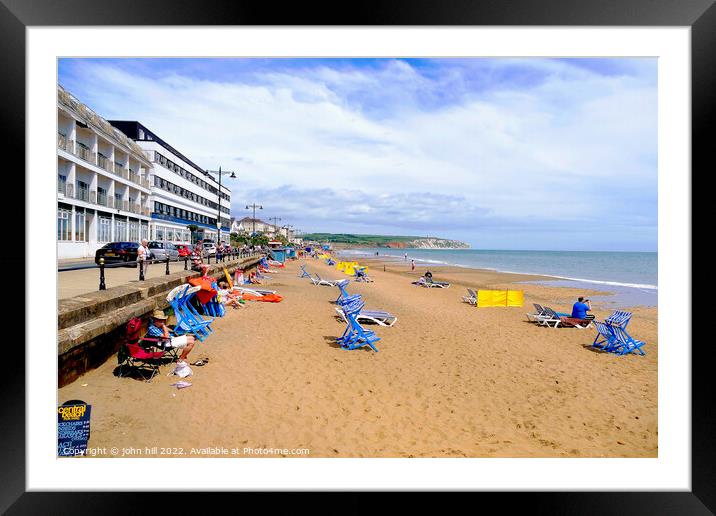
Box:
58;58;657;251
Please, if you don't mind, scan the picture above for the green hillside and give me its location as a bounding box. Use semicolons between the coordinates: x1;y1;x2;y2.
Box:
300;233;421;245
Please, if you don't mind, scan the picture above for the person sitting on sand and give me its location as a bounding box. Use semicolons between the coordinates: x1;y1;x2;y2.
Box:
571;297;592;319
423;270;433;284
217;281;246;308
247;272;262;284
146;310;196;365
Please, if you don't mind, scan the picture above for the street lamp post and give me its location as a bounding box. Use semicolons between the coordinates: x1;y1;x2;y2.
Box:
269;217;282;236
205;166;236;244
245;203;263;234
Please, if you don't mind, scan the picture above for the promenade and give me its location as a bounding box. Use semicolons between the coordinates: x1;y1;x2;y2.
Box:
58;258;234;300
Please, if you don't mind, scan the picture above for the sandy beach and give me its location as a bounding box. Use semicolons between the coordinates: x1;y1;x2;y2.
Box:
58;256;657;458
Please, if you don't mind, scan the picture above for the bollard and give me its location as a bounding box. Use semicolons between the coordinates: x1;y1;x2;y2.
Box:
139;259;145;281
165;256;170;275
98;258;106;290
207;253;211;264
184;256;188;270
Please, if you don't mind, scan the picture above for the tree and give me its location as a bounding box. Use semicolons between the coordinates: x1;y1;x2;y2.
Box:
250;234;270;248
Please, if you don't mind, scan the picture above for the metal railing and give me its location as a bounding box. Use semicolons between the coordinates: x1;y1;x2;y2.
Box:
58;251;263;291
76;145;96;165
76;187;89;202
57;133;74;153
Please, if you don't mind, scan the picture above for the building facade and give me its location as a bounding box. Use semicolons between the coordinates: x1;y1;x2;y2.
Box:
109;121;232;245
57;86;153;259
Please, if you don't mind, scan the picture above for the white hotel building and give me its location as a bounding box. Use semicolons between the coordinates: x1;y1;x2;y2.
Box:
57;86;232;259
57;85;153;259
108;121;232;245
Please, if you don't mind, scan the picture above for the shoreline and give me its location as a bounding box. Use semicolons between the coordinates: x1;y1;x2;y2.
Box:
336;251;658;309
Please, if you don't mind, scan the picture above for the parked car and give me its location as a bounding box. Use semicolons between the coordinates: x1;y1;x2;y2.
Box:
148;241;180;261
95;242;141;267
174;243;192;257
202;242;217;256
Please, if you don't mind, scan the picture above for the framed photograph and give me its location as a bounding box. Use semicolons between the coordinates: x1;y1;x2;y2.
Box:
4;0;709;511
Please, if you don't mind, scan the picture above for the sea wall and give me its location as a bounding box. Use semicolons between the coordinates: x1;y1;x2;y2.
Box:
58;255;262;387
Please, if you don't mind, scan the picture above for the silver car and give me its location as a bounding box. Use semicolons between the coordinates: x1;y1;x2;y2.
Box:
148;241;180;261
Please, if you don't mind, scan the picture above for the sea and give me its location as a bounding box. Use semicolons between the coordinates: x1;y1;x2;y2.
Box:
337;248;658;307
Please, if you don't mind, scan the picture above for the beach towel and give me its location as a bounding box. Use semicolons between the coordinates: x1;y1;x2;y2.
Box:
187;277;217;305
241;293;283;303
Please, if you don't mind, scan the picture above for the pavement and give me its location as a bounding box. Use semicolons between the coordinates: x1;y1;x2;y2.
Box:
57;257;236;300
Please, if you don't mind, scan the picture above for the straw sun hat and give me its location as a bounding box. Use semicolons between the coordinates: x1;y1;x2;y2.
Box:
152;310;168;320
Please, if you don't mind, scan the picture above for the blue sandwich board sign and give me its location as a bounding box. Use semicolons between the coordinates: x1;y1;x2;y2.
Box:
58;400;92;457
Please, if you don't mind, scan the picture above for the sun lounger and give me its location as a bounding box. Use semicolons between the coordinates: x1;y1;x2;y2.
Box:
232;286;277;296
354;267;374;282
558;315;595;329
311;274;341;287
336;294;396;326
412;277;450;288
298;264;312;278
535;307;570;328
526;303;547;321
462;288;477;305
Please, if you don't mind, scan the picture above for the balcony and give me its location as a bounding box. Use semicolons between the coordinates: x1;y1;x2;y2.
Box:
107;197;115;209
57;133;74;153
75;144;97;166
122;200;129;212
97;154;113;173
97;193;108;207
65;183;74;198
89;190;96;204
58;180;66;195
76;187;89;202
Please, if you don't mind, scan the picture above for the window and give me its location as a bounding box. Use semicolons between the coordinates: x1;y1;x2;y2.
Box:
115;219;127;240
57;208;71;240
76;180;89;201
98;217;111;242
97;186;107;206
58;174;67;194
157;227;165;241
129;222;139;242
75;209;86;241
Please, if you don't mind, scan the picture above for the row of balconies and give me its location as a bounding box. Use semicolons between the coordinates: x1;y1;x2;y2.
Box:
58;133;151;189
58;182;151;216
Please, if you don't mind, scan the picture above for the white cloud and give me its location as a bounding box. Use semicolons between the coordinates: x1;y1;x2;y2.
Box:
59;58;657;250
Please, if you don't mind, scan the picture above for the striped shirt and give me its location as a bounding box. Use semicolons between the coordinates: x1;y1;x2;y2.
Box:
146;324;165;338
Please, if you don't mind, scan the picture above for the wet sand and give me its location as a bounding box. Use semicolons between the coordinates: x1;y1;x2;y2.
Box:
58;257;657;458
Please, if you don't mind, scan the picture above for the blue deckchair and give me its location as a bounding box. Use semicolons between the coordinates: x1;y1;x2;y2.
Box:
605;310;633;330
336;301;381;352
353;267;373;282
168;285;213;341
610;325;646;356
299;264;311;278
592;321;618;351
335;280;361;304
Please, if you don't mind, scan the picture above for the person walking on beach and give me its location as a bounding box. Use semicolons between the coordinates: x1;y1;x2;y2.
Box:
411;259;415;272
404;253;408;261
571;297;592;319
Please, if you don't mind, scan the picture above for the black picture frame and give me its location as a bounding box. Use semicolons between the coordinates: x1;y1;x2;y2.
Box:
2;0;708;512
